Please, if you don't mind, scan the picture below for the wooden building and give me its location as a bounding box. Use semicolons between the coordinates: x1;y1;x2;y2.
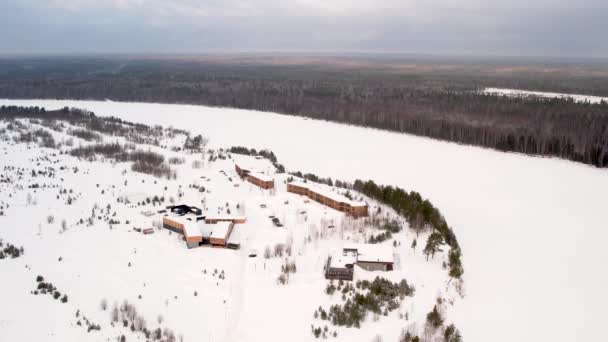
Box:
209;222;235;247
161;204;204;234
159;205;244;250
204;216;246;224
226;227;241;249
235;163;274;190
344;244;394;272
183;222;203;248
287;182;368;218
324;255;355;281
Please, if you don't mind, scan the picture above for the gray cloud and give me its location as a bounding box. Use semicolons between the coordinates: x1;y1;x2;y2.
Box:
1;0;607;57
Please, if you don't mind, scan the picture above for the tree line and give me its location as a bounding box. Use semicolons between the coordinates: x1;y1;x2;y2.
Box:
1;58;607;167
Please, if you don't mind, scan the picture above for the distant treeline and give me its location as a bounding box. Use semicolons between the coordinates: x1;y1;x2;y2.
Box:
1;58;607;167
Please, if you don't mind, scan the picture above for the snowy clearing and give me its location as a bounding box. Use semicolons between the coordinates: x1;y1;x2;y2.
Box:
0;109;458;342
2;99;608;342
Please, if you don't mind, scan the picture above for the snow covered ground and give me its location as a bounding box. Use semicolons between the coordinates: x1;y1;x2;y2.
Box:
483;87;608;103
0;112;456;342
2;99;608;342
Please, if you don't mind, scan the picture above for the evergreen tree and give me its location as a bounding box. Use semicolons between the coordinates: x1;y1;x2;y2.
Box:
423;232;444;261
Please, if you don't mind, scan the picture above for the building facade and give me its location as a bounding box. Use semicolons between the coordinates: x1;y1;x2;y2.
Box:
235;163;274;189
287;182;368;218
324;256;355;281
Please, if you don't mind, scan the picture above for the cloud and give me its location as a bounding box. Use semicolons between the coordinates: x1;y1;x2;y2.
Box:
1;0;606;56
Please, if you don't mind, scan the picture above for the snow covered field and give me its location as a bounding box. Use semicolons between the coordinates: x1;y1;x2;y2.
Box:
2;99;608;342
0;109;457;342
483;87;608;103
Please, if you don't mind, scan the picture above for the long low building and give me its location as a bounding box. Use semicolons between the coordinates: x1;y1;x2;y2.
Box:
235;162;274;189
287;181;368;218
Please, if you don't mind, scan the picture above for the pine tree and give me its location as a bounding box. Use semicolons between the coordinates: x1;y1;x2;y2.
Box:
423;232;444;260
426;305;443;329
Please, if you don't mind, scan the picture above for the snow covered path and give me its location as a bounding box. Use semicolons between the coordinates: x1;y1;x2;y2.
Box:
2;99;608;342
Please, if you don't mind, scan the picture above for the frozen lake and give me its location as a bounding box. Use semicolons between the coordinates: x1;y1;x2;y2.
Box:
3;99;608;342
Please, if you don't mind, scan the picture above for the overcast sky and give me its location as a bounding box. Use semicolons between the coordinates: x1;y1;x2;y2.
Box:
1;0;606;57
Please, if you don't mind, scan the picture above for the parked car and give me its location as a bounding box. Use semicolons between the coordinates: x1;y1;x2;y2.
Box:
248;249;257;258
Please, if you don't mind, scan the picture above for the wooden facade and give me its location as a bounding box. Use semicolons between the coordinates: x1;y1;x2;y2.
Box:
204;217;246;224
287;183;368;218
235;163;274;190
162;217;185;233
324;256;354;281
209;222;235;247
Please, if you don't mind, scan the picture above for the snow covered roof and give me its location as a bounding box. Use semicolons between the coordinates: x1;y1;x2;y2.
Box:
204;215;246;222
329;252;357;269
233;155;274;173
210;222;233;240
227;226;241;245
162;212;197;225
289;180;366;207
199;222;214;239
183;221;202;238
343;243;394;264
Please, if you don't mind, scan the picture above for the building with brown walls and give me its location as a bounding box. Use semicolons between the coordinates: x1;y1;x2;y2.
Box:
204;216;246;224
287;182;368;218
209;222;235;247
235;163;274;189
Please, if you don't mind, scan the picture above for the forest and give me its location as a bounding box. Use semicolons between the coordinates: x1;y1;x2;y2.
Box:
1;56;607;167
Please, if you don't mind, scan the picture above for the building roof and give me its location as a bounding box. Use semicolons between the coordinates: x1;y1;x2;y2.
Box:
183;221;202;238
168;204;202;216
210;222;233;240
289;180;367;207
227;226;241;245
343;243;394;264
329;252;357;269
162;212;197;225
233;155;274;173
199;222;214;239
205;215;246;222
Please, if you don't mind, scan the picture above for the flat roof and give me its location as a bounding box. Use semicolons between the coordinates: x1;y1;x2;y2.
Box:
162;212;198;224
329;252;357;269
289;180;367;207
183;221;202;238
343;243;394;264
233;155;274;173
227;226;241;245
210;222;233;240
199;222;214;238
205;215;246;221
